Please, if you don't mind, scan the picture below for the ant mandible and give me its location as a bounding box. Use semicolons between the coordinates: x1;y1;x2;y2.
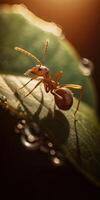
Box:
15;41;83;117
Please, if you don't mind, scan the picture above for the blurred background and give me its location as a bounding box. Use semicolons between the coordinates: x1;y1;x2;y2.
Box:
0;0;100;114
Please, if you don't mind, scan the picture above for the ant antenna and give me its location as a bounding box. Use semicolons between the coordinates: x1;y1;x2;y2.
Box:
15;47;42;65
42;40;49;63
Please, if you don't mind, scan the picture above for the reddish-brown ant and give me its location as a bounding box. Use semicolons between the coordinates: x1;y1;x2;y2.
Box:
15;41;83;117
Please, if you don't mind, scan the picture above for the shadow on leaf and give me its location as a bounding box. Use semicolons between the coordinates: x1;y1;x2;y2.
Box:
32;90;70;147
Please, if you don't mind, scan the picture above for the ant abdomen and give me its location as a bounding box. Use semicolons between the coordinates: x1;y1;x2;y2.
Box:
54;88;73;110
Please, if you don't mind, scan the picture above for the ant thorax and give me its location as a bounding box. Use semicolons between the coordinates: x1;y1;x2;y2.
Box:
43;78;57;92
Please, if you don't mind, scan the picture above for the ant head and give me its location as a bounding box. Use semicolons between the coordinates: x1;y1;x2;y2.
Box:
24;65;49;78
31;65;49;77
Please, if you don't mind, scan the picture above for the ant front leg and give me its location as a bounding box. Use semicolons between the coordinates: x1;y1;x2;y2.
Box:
63;84;83;117
19;75;38;90
24;79;43;97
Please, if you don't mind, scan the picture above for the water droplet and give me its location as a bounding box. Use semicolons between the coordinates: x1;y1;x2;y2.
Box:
20;124;40;150
17;103;26;117
21;119;26;125
48;142;53;148
21;134;40;150
80;58;94;76
15;119;64;166
51;156;62;166
17;123;24;130
0;95;7;102
50;149;56;156
15;119;26;134
27;134;35;143
0;95;8;108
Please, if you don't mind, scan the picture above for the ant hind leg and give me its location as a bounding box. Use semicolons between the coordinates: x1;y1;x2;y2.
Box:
62;84;83;118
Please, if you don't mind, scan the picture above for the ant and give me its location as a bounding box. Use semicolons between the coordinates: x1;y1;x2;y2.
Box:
15;41;83;117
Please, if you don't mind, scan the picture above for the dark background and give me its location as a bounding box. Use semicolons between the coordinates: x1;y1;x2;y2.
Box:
0;1;100;199
0;108;100;199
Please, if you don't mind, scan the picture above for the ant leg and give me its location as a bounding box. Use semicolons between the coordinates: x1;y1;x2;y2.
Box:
19;78;33;90
51;90;64;112
54;71;63;83
24;79;42;97
62;84;83;117
51;90;63;100
19;75;38;90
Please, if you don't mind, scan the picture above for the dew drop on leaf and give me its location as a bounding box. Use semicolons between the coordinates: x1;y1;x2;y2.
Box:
17;103;27;117
0;94;7;102
17;123;24;131
21;133;40;150
15;119;26;134
50;149;56;156
15;120;40;150
20;123;40;150
51;156;62;166
80;58;94;76
48;142;53;148
0;94;8;108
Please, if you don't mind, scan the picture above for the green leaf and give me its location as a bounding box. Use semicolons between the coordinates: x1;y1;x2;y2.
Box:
0;4;97;108
0;4;100;187
0;74;100;186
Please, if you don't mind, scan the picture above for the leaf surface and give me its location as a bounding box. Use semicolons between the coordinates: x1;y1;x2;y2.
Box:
0;74;100;186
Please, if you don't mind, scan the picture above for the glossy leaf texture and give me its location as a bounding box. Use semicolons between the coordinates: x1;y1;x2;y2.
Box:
0;74;100;186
